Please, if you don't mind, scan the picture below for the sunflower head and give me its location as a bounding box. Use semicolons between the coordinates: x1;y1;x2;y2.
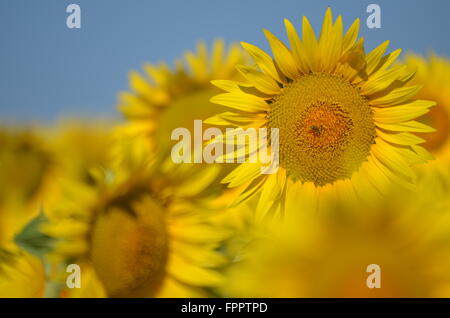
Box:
88;175;169;297
269;73;376;186
41;140;229;297
209;8;434;213
118;40;246;157
0;127;57;247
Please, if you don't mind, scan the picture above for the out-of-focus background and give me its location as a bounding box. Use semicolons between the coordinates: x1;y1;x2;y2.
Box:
1;0;450;122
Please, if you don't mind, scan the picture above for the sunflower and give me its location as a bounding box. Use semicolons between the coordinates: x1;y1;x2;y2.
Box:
0;127;56;247
48;119;116;186
0;127;58;298
0;122;116;298
404;53;450;165
208;9;434;214
118;40;246;158
40;138;230;298
220;181;450;298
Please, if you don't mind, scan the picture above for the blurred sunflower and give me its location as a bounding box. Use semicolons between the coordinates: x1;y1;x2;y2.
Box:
0;127;56;246
0;122;116;298
0;127;59;298
118;40;246;157
208;8;434;215
48;120;115;188
40;141;230;298
405;53;450;165
221;181;450;298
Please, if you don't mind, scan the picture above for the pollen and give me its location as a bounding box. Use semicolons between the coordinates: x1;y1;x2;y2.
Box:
268;73;376;186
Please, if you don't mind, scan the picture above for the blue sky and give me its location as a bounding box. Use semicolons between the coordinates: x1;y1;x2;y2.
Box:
1;0;449;122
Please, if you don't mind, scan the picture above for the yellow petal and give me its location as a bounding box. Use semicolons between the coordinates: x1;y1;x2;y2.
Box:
376;129;425;145
372;139;414;178
370;85;423;106
236;64;280;95
222;162;262;187
210;79;252;93
370;153;415;190
376;120;436;133
264;29;300;79
210;93;269;112
343;18;360;52
373;103;431;123
377;48;402;73
231;175;267;207
256;171;285;222
319;9;342;72
240;42;282;82
168;254;224;287
366;40;390;74
362;65;408;95
302;16;318;71
284;19;309;73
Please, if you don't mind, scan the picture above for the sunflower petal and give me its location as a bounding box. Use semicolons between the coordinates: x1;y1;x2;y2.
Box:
222;162;262;187
372;139;415;179
373;102;432;123
264;29;300;79
236;64;280;95
343;18;360;52
240;42;283;82
302;16;318;71
376;120;436;133
376;129;425;145
366;40;390;74
210;93;269;112
284;19;309;73
370;85;423;106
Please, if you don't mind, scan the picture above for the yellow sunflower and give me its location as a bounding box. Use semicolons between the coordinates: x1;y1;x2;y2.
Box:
0;126;59;298
220;180;450;298
0;122;117;298
41;142;230;298
208;9;434;214
405;53;450;164
0;127;56;247
118;40;246;157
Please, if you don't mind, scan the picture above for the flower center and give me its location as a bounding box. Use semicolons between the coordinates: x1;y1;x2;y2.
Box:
90;195;168;297
268;73;375;186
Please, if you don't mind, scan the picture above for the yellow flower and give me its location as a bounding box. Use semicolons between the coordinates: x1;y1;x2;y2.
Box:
221;181;450;298
118;40;245;157
405;53;450;164
0;127;56;246
48;119;116;185
208;9;434;215
0;127;58;298
42;143;230;298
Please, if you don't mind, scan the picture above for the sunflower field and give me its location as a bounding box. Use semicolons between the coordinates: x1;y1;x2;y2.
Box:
2;3;450;299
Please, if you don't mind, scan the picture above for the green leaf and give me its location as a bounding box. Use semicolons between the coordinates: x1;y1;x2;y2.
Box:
14;212;56;260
